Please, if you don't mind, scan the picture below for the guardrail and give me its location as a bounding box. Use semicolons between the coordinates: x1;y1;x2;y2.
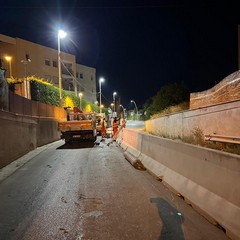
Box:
204;134;240;144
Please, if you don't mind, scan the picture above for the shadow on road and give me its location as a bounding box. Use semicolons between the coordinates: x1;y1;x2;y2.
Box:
56;141;95;149
150;197;185;240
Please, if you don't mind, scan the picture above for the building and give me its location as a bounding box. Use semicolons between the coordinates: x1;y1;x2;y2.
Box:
0;33;96;103
76;64;96;104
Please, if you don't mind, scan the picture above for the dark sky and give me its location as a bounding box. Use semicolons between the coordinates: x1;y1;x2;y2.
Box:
1;0;240;108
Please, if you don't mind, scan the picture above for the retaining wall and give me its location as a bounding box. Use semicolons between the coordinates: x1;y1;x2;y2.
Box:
0;110;61;169
118;128;240;240
146;100;240;139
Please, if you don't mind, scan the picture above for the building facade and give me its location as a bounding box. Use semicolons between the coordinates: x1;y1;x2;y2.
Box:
0;34;96;103
76;64;96;104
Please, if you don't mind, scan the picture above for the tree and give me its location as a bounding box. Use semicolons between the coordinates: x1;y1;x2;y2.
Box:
145;82;189;118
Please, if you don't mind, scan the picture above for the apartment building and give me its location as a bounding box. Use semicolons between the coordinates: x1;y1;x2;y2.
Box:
0;34;96;103
76;64;96;104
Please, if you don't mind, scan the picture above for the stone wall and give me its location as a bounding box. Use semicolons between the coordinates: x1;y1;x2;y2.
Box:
190;70;240;110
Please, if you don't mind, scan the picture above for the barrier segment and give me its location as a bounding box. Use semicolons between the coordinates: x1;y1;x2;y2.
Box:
121;128;240;240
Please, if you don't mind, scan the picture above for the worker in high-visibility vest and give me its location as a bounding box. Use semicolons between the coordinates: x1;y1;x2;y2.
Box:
101;118;107;138
121;118;126;128
112;117;118;137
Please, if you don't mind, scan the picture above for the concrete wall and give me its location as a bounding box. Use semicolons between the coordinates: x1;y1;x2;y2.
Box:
0;110;61;169
118;129;240;240
146;100;240;139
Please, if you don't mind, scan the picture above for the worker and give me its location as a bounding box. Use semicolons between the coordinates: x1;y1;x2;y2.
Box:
112;117;118;137
121;118;126;128
101;118;107;138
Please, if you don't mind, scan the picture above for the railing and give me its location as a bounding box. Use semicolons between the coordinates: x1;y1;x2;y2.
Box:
204;134;240;144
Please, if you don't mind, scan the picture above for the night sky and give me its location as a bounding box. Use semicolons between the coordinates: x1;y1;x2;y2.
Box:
1;0;240;108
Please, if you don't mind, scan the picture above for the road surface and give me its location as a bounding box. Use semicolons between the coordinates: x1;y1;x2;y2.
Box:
0;139;228;240
126;120;145;129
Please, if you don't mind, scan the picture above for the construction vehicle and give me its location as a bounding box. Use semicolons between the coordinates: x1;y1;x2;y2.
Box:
58;107;97;143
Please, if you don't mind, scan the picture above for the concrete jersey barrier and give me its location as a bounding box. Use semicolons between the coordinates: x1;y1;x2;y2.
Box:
118;128;240;240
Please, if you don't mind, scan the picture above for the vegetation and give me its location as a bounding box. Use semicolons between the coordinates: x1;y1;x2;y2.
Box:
6;76;107;113
142;82;190;120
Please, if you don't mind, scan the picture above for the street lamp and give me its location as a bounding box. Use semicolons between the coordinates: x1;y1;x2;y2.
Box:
79;92;83;110
113;92;117;117
5;56;12;77
58;29;67;106
99;77;104;114
120;104;126;119
21;57;31;99
131;100;138;120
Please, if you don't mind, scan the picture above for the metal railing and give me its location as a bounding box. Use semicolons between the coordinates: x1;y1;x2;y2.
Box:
204;134;240;144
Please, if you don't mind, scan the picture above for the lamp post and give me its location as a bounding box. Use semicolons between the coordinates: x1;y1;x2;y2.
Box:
120;104;126;119
99;78;104;114
79;92;83;110
131;100;138;120
5;56;12;77
113;92;117;117
21;58;31;99
58;29;67;106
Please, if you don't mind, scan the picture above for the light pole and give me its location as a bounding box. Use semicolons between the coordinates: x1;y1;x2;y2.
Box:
120;104;126;119
21;58;31;99
110;103;114;118
79;92;83;110
58;29;67;106
99;77;104;114
113;92;117;117
5;56;12;77
131;100;138;120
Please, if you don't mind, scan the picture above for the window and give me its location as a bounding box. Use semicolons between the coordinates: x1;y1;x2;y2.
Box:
53;60;57;67
76;72;78;78
91;75;93;81
45;59;50;66
80;73;83;78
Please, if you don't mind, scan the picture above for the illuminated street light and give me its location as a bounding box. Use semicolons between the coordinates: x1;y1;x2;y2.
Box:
21;57;31;99
113;92;117;117
58;29;67;106
131;100;138;120
99;77;104;114
79;92;83;110
5;56;12;77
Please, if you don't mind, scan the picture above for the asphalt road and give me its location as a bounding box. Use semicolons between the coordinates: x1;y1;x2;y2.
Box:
0;139;228;240
126;120;145;129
